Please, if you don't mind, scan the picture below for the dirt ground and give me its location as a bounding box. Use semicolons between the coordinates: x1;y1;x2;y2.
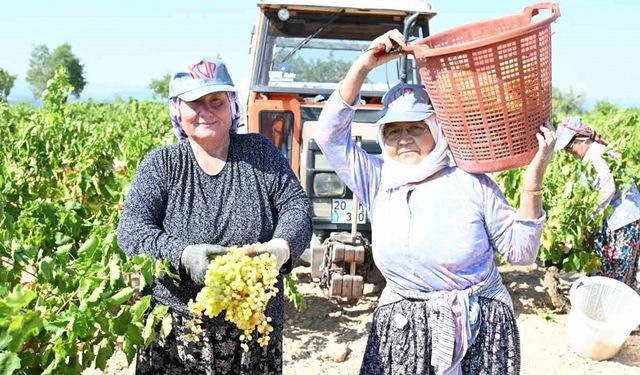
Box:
281;264;640;375
89;264;640;375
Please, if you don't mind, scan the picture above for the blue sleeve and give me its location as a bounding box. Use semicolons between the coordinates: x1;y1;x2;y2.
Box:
481;175;545;265
314;88;383;212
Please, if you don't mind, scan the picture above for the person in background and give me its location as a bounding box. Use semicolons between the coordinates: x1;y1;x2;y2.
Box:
315;30;556;374
117;57;312;374
555;117;640;291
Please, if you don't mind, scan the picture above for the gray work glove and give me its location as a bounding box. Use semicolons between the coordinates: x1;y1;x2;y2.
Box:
245;238;290;271
180;244;228;285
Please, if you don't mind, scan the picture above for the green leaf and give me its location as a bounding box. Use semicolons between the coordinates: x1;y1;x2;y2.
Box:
122;337;136;364
0;331;10;351
16;351;34;370
563;234;575;248
81;342;95;369
7;311;43;352
285;273;306;311
94;316;110;333
93;339;114;370
71;314;89;338
38;256;54;282
0;351;21;375
130;254;148;266
126;323;144;346
571;253;581;271
160;313;173;338
2;285;37;312
140;261;153;290
104;287;135;309
41;356;61;375
112;311;132;336
55;243;73;257
129;295;150;322
78;235;99;255
86;280;107;304
91;176;101;195
141;313;155;345
108;255;122;287
54;232;73;246
151;304;169;317
155;259;180;280
13;244;37;266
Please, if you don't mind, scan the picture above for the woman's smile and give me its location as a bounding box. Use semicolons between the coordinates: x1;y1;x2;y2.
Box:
397;147;419;155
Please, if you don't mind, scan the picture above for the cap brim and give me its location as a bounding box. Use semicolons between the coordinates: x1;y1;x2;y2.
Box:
375;110;434;126
175;84;237;101
554;129;577;151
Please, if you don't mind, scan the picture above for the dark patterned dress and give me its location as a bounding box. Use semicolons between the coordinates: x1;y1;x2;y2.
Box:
117;134;313;374
594;219;640;291
361;297;520;375
135;308;283;375
581;145;640;291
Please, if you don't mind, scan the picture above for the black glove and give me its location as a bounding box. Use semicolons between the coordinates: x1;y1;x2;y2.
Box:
180;244;228;285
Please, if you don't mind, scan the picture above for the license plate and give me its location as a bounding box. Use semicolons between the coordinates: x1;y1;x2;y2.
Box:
331;199;366;224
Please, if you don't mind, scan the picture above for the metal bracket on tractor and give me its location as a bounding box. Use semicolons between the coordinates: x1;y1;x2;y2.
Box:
310;232;373;299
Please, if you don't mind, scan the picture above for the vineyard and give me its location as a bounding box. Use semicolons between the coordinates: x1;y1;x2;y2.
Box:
0;69;174;374
1;68;639;374
496;102;640;273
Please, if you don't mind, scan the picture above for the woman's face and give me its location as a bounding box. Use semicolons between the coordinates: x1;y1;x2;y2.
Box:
567;137;592;160
382;121;435;164
179;92;231;142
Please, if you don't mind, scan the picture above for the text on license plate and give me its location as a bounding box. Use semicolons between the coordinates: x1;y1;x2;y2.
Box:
331;199;366;224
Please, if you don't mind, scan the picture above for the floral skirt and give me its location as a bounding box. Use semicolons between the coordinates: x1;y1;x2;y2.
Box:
135;309;282;375
360;297;520;375
594;219;640;291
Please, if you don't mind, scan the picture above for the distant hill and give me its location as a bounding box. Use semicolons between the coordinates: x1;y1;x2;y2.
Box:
7;80;38;105
7;79;156;104
5;78;638;109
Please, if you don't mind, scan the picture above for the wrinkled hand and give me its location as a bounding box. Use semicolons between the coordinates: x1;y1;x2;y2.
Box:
533;121;557;166
180;244;228;285
524;121;557;190
357;29;407;72
244;239;290;271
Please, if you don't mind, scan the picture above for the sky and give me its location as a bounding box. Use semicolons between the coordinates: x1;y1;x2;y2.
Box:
1;0;639;108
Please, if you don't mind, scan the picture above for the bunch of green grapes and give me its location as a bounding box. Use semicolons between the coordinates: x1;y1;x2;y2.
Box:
188;244;279;351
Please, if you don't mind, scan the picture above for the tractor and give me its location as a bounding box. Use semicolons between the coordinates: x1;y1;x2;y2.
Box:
247;0;436;298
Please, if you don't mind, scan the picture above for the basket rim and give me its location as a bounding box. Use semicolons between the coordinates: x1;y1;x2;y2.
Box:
404;4;559;57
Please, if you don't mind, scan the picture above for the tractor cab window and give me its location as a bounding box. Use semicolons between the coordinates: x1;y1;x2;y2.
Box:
253;10;426;96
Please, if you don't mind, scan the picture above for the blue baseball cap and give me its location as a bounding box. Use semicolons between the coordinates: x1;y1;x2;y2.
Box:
169;58;236;101
554;117;583;151
375;83;435;126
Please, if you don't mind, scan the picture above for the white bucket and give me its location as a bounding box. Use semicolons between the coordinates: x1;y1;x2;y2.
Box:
567;276;640;361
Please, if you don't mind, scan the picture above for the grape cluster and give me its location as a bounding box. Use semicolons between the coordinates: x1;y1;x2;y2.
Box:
188;244;280;351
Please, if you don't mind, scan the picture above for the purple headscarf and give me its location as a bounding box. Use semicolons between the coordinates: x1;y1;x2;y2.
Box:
169;91;244;141
561;117;608;146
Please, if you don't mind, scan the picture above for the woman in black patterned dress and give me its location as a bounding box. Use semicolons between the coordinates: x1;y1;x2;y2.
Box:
117;57;312;375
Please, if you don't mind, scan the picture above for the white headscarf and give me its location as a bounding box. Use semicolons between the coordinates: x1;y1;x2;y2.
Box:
378;116;454;190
